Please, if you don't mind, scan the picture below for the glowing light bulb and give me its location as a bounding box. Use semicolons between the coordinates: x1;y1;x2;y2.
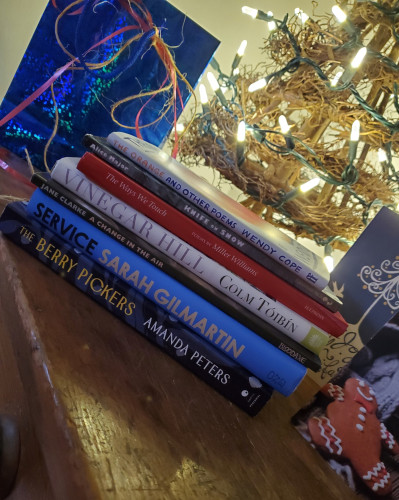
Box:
278;115;290;134
332;5;347;23
378;148;388;163
231;40;248;72
267;11;276;31
233;68;240;76
237;121;246;142
207;72;220;91
248;78;267;92
299;177;320;193
351;47;367;69
199;84;211;117
350;120;360;142
237;40;247;57
348;120;360;162
199;84;208;104
206;72;228;107
236;120;246;165
242;6;258;18
295;8;309;23
323;245;334;273
330;71;343;87
324;255;334;273
341;46;368;84
176;123;185;134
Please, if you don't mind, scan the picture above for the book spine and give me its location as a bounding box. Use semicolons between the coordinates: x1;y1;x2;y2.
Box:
30;173;321;372
107;132;330;289
26;189;308;396
0;202;273;416
74;153;342;339
83;135;341;312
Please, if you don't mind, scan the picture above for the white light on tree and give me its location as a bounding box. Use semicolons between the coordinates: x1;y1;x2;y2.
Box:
348;119;360;163
324;255;334;272
237;40;248;57
330;71;343;87
199;83;210;115
350;120;360;142
199;84;208;104
378;148;388;163
207;72;220;91
236;120;246;164
248;78;267;92
295;8;309;23
267;11;276;31
332;5;347;23
232;40;248;71
341;47;368;84
242;6;258;18
299;177;321;193
207;71;228;107
351;47;367;69
237;120;246;142
278;115;290;134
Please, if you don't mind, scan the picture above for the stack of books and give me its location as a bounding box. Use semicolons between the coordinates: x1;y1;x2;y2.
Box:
0;132;348;416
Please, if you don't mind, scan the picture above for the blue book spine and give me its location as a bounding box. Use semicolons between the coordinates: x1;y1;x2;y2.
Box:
0;201;272;416
26;189;307;396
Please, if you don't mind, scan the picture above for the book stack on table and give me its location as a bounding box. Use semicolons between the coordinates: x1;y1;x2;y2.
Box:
0;132;348;416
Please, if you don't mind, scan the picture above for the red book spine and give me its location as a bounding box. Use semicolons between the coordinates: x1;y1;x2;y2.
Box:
77;152;347;337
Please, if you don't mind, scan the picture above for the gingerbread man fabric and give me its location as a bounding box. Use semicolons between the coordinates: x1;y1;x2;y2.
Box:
308;377;399;496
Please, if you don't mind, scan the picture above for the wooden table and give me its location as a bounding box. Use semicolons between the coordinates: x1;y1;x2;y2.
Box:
0;160;357;500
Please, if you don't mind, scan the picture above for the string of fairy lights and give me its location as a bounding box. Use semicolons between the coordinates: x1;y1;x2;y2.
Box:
175;2;399;271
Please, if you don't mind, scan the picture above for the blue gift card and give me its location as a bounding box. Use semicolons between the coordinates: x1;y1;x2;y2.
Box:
0;0;219;170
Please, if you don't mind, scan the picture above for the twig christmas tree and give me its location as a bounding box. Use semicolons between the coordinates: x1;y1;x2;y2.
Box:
176;0;399;255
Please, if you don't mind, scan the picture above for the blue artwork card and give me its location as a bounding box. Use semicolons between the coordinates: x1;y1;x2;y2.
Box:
0;0;219;170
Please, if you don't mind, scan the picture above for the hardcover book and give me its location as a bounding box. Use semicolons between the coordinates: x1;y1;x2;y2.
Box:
0;201;273;416
31;172;322;371
82;133;342;313
106;132;331;290
26;188;308;396
51;155;347;338
292;316;399;498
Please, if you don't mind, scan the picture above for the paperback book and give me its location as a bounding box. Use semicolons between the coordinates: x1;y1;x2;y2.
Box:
82;133;342;313
26;188;308;396
292;316;399;498
31;172;322;371
51;154;347;338
0;201;272;416
106;132;331;290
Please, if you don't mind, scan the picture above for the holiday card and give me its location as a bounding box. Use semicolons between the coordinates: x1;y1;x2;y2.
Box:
292;316;399;498
316;206;399;383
